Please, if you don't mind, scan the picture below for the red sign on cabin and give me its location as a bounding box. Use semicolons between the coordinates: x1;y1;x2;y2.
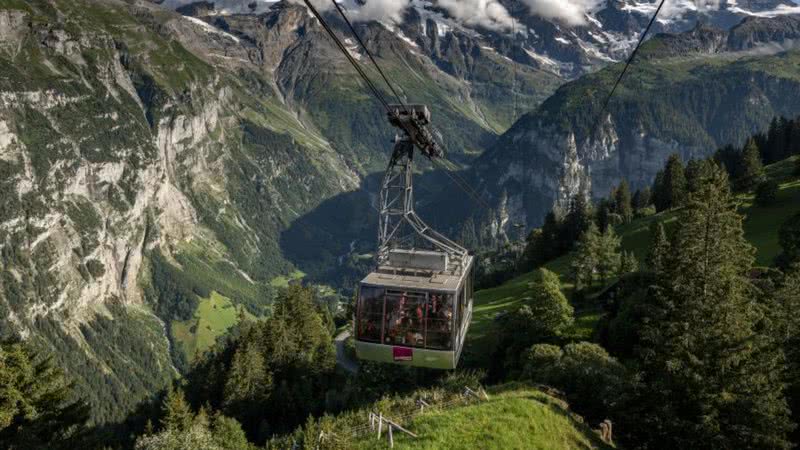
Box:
393;347;413;361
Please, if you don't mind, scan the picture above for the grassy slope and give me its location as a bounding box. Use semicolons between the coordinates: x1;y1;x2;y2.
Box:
172;292;240;358
464;156;800;368
354;384;612;450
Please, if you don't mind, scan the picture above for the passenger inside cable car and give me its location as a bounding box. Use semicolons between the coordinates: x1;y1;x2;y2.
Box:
356;288;460;351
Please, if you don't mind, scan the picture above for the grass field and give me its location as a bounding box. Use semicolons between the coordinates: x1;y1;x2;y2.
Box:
270;269;306;288
172;292;241;359
463;156;800;368
354;384;613;450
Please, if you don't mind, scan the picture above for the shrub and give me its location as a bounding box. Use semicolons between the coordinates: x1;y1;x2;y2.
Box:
522;342;629;422
755;180;779;206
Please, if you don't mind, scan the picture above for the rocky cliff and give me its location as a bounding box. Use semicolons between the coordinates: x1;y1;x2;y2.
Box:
469;16;800;237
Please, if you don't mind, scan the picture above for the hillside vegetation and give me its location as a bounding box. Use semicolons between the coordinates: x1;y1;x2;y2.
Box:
464;155;800;368
352;384;612;450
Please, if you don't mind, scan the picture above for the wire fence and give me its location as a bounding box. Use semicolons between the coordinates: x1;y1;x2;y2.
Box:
312;385;491;448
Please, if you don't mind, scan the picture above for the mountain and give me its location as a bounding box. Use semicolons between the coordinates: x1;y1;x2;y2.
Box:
2;0;800;426
466;15;800;237
0;0;562;423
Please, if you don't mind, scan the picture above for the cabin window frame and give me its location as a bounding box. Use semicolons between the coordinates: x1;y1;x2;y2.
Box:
357;284;455;351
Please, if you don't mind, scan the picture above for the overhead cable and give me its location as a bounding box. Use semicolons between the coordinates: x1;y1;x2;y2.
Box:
330;0;408;110
303;0;392;112
587;0;666;141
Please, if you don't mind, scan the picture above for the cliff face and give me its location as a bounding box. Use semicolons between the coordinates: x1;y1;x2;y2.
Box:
469;16;800;235
0;0;362;422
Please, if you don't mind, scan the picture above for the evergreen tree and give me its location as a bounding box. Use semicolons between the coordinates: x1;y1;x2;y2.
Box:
561;194;593;251
0;341;89;449
756;179;779;206
222;340;271;433
571;223;601;291
651;169;669;212
595;198;613;232
596;227;622;284
618;251;639;277
162;388;194;433
765;117;789;164
790;119;800;157
773;267;800;443
664;153;688;209
632;187;651;212
777;212;800;269
737;138;766;191
685;158;713;194
715;144;741;181
495;269;574;373
647;222;670;273
522;208;575;270
634;165;793;449
522;228;545;269
528;269;574;336
614;180;634;223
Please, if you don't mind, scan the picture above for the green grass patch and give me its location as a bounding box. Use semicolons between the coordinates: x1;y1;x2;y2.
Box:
354;384;612;450
270;269;306;288
172;292;241;359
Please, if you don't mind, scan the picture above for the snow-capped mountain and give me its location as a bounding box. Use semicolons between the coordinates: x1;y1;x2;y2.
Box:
165;0;800;79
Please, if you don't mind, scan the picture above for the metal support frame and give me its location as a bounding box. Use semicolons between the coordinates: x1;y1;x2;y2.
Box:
377;135;467;275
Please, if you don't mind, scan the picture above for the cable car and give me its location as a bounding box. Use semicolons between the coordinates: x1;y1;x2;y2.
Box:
354;105;475;369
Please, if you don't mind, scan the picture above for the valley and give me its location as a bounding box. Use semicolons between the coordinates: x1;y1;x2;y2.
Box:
2;0;800;448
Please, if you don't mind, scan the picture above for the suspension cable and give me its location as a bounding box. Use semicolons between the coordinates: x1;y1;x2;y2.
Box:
431;158;494;212
587;0;666;142
511;0;518;121
329;0;408;111
303;0;392;113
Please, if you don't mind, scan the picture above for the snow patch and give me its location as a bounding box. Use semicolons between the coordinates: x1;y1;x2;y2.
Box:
183;16;240;43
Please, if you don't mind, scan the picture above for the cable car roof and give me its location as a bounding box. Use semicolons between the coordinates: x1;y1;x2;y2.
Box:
361;255;474;292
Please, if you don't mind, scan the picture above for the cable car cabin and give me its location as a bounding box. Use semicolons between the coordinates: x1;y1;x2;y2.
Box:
355;250;475;370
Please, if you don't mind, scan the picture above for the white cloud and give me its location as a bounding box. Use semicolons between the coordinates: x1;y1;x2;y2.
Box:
519;0;604;26
340;0;413;23
436;0;517;30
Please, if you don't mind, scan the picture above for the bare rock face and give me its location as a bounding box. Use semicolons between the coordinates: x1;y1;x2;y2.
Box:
0;10;29;55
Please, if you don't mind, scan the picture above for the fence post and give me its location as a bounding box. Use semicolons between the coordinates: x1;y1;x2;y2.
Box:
378;412;383;438
388;424;394;448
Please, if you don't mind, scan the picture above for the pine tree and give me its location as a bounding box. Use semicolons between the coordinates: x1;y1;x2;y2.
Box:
651;169;668;212
773;267;800;443
528;269;574;337
664;153;688;209
737;138;766;191
632;187;652;212
778;212;800;269
596;226;622;284
618;251;639;277
161;387;194;433
222;340;271;431
685;158;713;194
571;222;601;291
596;198;613;232
561;194;593;251
635;165;793;449
614;180;633;223
647;223;670;273
0;341;89;448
